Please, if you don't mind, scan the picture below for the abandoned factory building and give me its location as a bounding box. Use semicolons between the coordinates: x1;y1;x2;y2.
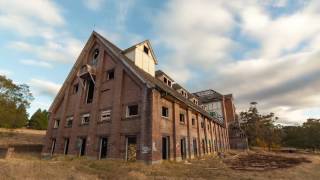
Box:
43;31;236;163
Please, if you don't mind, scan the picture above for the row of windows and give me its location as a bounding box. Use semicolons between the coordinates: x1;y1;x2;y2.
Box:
53;105;139;129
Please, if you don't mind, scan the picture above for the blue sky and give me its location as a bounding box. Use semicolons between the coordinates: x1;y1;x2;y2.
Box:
1;0;320;125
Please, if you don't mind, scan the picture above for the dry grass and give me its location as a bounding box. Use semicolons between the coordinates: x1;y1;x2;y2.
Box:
0;128;45;146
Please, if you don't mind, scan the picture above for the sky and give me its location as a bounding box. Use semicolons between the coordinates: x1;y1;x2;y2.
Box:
0;0;320;125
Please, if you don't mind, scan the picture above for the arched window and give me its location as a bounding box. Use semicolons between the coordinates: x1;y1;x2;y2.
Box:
91;48;99;65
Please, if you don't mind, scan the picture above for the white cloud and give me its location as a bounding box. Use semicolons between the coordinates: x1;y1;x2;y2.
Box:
29;78;61;97
0;69;12;76
83;0;106;11
19;59;53;68
154;0;320;125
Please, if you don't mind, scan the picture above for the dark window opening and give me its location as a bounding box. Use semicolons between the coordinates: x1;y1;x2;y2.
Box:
106;69;115;80
192;118;195;126
164;77;167;83
73;84;79;94
180;138;187;160
92;48;99;65
143;45;149;54
127;105;138;117
162;107;169;117
180;113;185;124
86;79;95;104
54;120;60;128
64;138;70;155
168;80;172;87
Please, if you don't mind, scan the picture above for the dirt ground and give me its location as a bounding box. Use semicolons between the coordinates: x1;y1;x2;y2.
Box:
0;129;319;180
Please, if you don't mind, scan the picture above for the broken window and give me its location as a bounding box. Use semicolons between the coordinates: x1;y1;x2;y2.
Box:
106;69;115;80
53;119;60;128
168;80;172;87
92;48;99;65
85;79;95;104
143;45;149;55
81;114;90;125
164;77;167;83
127;105;139;117
100;110;111;121
162;106;169;118
66;117;73;128
180;113;185;124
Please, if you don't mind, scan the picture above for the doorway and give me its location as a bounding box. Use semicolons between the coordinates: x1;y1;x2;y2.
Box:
64;138;69;155
50;138;56;155
193;138;197;157
100;137;108;159
126;136;137;161
180;138;187;160
162;136;170;160
79;137;86;156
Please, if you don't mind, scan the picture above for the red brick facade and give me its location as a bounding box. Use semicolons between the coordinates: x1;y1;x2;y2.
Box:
43;32;230;163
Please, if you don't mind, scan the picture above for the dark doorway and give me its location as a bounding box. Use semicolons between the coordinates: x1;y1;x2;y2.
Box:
86;79;95;104
126;136;137;161
180;138;187;160
100;137;108;159
80;137;86;156
64;138;69;155
162;136;169;160
202;139;206;154
193;138;197;157
50;138;56;155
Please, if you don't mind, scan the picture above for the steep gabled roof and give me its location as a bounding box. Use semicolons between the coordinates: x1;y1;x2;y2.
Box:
122;40;158;64
49;31;224;126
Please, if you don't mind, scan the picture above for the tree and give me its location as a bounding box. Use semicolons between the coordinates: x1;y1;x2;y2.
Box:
29;108;49;130
0;75;33;128
240;102;281;149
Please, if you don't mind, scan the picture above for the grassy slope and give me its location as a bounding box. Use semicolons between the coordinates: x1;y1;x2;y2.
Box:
0;128;45;146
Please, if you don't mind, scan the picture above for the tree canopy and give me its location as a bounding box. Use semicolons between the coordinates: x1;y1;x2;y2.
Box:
28;108;49;130
0;75;33;128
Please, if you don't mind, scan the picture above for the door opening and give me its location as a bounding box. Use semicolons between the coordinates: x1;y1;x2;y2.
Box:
180;138;186;160
193;138;197;157
50;138;56;155
64;138;69;155
162;136;170;160
79;137;87;156
100;137;108;159
126;136;137;161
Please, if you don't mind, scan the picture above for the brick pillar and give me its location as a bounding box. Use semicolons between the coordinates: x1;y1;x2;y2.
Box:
172;102;181;161
151;89;161;163
186;109;192;159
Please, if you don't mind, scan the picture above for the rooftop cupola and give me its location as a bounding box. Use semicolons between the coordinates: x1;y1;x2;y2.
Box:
123;40;158;76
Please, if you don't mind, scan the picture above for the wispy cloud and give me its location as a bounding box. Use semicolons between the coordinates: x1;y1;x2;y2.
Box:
19;59;53;68
0;69;13;76
29;78;61;97
82;0;106;11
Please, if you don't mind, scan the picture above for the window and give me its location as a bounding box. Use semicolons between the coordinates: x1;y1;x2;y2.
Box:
73;84;79;94
201;121;204;128
81;114;90;125
192;118;195;126
53;119;60;128
92;48;99;65
180;113;185;124
106;69;115;80
168;80;172;87
162;107;169;118
66;117;73;128
164;77;167;83
143;45;149;54
86;79;95;104
101;110;111;121
127;105;138;117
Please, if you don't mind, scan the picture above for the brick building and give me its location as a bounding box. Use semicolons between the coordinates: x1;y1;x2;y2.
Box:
43;31;232;163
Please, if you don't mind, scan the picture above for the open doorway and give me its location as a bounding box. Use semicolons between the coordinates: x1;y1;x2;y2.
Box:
99;137;108;159
193;138;197;157
162;136;170;160
64;138;69;155
180;138;187;160
126;136;137;161
50;138;56;155
79;137;86;156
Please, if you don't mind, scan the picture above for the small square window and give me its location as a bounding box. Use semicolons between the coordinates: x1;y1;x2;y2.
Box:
66;117;73;128
162;107;169;118
180;113;185;124
53;119;60;129
143;45;149;54
127;105;138;117
101;110;111;121
81;114;90;125
73;84;79;94
107;69;115;80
